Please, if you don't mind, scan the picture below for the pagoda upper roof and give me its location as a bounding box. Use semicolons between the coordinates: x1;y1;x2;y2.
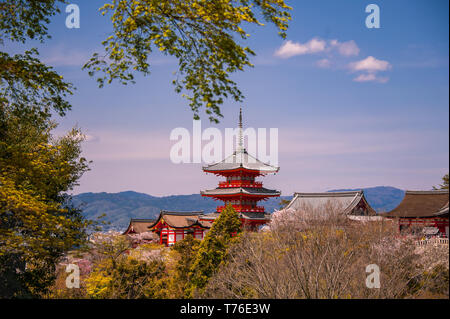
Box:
202;149;279;174
201;186;281;197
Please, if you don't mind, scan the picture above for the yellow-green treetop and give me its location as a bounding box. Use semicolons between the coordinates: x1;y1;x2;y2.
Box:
84;0;292;122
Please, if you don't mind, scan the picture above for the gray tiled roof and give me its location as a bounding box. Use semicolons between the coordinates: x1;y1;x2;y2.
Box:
240;212;272;220
202;149;279;174
285;190;376;216
201;187;281;197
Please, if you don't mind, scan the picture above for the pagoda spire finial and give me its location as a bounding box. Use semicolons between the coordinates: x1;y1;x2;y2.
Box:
238;107;244;152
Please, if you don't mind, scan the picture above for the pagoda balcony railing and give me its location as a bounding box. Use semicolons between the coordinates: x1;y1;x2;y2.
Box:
217;205;265;213
218;181;263;188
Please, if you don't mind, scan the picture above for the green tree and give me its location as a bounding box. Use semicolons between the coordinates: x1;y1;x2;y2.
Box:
85;236;167;299
168;234;200;298
0;1;73;121
433;173;449;190
0;1;93;298
86;256;167;299
187;204;241;297
84;0;292;122
0;110;92;298
0;0;65;43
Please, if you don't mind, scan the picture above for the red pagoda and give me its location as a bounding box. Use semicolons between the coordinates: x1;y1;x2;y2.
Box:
200;108;280;229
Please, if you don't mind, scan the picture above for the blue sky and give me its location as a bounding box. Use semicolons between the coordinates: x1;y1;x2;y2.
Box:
6;0;449;196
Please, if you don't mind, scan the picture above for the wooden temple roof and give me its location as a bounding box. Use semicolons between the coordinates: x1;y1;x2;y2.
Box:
202;149;279;174
122;218;157;235
148;211;213;229
381;190;449;218
285;190;377;216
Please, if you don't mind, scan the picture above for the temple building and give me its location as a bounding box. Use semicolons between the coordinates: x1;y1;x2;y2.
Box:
284;190;381;221
122;219;159;247
146;211;212;246
381;190;449;237
200;108;280;229
123;219;157;235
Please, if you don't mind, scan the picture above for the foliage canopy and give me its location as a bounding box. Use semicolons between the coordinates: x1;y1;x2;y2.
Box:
433;173;449;190
0;0;73;120
84;0;292;122
0;0;91;298
187;204;241;296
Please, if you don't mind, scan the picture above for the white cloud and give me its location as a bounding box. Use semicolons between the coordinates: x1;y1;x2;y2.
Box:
348;56;392;83
353;73;389;83
348;56;392;72
275;38;360;59
316;58;331;68
274;39;392;83
274;38;327;58
353;73;376;82
330;39;360;57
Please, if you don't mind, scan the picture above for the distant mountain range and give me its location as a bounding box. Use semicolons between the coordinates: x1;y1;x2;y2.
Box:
73;186;405;231
328;186;405;212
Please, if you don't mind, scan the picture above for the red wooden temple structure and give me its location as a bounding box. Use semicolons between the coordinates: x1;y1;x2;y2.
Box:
381;190;449;237
200;108;280;229
147;211;212;246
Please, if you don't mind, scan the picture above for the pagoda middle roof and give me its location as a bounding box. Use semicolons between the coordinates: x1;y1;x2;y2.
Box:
202;149;279;174
200;212;272;220
201;187;281;197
